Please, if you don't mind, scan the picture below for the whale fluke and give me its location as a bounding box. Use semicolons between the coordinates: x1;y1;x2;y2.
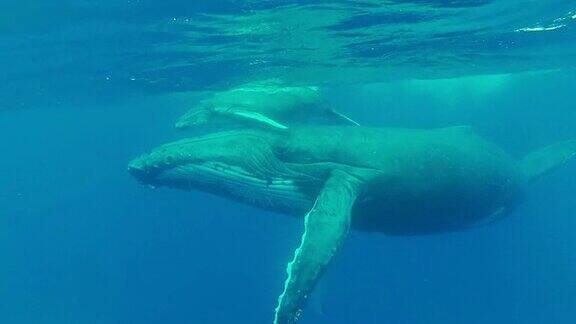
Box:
521;139;576;182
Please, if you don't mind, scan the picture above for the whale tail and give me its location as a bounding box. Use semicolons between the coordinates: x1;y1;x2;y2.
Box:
521;139;576;182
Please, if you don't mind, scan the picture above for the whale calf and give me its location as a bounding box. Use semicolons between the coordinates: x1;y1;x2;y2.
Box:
175;80;358;130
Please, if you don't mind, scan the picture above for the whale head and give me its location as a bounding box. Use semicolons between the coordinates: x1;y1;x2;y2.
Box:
174;105;214;129
128;129;313;212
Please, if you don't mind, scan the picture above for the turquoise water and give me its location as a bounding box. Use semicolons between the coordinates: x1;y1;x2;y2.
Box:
1;1;576;323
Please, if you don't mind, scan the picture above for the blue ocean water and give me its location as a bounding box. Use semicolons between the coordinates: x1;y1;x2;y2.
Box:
1;1;576;324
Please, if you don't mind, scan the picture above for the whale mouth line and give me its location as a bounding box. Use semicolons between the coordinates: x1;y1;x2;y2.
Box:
155;160;282;187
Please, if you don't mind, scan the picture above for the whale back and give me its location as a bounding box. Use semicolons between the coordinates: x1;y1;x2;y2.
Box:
278;126;525;235
279;126;510;171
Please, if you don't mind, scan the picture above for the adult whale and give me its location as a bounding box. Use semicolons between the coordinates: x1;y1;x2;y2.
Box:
128;126;576;324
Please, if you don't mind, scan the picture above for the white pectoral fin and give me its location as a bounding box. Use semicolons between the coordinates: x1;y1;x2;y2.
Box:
230;110;289;129
274;170;362;324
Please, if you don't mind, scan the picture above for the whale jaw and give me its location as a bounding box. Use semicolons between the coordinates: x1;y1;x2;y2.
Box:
128;131;315;214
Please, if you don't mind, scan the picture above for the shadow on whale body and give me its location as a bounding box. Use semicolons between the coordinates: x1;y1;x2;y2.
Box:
128;125;576;323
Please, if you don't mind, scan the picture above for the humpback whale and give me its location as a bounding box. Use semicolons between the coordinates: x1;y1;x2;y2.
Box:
175;80;358;130
128;126;576;323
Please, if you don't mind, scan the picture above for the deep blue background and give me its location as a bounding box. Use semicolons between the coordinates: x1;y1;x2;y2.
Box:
1;70;575;324
1;1;576;322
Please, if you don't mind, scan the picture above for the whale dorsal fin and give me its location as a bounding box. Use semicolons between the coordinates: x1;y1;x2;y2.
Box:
229;109;289;130
274;170;362;324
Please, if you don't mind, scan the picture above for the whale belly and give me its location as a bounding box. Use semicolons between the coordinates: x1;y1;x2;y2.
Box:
351;158;525;235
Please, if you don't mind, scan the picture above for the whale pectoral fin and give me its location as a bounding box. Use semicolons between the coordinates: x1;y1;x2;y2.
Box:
328;109;360;126
274;170;361;324
229;110;289;130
